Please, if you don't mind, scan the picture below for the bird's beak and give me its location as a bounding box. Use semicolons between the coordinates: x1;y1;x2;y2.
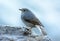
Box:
19;9;22;11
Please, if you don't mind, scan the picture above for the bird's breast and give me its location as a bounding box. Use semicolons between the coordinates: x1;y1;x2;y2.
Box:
21;13;35;27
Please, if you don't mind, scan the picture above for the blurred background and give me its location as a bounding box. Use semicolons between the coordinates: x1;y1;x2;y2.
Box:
0;0;60;41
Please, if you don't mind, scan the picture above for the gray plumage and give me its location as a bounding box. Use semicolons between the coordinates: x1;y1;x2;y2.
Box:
19;8;47;36
19;8;44;28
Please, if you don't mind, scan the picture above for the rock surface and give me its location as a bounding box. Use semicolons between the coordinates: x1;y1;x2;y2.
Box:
0;25;51;41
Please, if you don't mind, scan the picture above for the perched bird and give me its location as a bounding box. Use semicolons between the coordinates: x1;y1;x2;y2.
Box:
19;8;47;35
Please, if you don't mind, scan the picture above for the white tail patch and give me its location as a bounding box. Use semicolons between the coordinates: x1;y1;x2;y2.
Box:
35;25;41;32
35;25;47;36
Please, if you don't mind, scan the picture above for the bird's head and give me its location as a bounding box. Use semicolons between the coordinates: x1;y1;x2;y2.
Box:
19;8;30;13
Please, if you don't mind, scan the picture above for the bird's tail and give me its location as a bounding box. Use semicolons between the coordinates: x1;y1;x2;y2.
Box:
35;25;47;36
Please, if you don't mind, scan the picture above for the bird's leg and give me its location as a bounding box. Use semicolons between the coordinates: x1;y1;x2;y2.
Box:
25;27;38;37
25;27;32;33
23;27;32;36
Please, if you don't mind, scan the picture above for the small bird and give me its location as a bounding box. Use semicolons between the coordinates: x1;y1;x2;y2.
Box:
19;8;47;35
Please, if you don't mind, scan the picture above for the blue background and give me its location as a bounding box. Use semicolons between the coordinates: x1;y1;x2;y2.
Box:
0;0;60;41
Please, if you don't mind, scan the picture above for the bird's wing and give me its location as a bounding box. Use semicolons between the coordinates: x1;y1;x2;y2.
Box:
23;15;44;27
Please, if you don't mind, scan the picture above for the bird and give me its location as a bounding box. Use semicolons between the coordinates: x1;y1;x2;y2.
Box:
19;8;47;35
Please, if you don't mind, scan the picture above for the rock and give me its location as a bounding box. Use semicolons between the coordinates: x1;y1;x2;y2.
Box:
0;26;51;41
